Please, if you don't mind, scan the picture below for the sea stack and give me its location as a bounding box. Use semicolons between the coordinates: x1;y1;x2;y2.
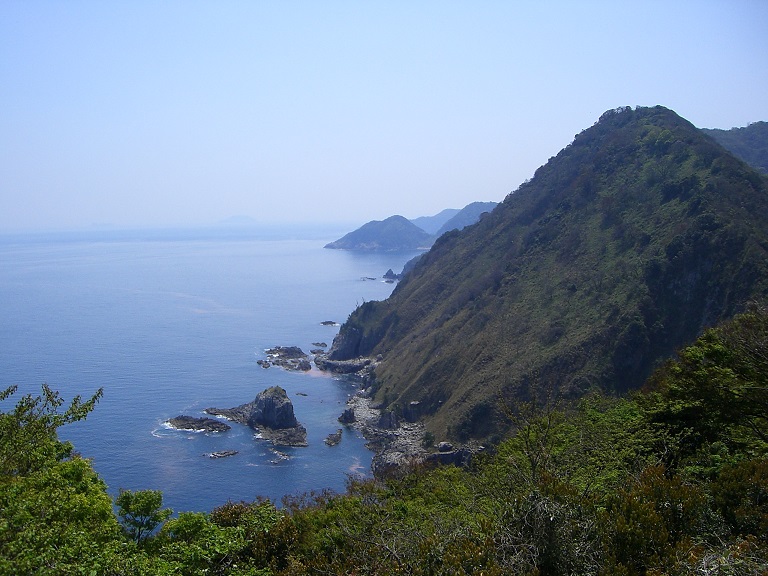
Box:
206;386;308;447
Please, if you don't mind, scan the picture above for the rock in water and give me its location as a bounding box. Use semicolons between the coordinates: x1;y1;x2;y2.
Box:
325;429;343;446
208;450;238;459
338;408;356;424
263;346;312;371
206;386;308;447
167;415;231;432
248;386;299;429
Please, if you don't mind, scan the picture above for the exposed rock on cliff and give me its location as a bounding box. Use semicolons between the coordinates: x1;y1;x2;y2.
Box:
337;393;428;477
206;386;308;447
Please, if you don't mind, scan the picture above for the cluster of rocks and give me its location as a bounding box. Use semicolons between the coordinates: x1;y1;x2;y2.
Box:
258;346;312;371
336;392;427;476
310;342;328;354
206;386;308;447
166;334;479;474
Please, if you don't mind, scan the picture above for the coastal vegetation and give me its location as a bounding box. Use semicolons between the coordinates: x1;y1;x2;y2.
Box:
1;304;767;574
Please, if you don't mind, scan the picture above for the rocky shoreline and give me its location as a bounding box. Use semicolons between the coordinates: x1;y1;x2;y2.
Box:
341;392;428;476
248;344;481;475
313;353;483;476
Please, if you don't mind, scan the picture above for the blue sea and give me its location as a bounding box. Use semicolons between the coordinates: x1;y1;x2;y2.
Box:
0;225;420;513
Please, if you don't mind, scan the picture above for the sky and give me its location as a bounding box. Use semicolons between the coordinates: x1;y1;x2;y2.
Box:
1;1;767;233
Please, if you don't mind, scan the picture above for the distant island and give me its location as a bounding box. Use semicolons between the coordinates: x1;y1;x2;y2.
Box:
324;201;497;252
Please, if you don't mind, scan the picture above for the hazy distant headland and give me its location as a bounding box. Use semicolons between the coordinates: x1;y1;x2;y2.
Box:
324;201;498;251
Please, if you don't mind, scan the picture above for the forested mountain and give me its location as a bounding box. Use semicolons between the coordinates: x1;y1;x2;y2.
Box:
323;215;433;251
702;121;768;174
434;201;497;236
329;105;768;443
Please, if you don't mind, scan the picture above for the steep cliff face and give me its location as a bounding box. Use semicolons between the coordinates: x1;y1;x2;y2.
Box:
330;106;768;443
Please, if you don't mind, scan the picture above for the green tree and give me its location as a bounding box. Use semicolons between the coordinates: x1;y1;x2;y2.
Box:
0;384;103;476
640;303;768;474
0;385;125;574
116;488;172;545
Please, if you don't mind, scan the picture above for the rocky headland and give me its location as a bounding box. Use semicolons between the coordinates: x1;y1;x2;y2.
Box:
206;386;308;447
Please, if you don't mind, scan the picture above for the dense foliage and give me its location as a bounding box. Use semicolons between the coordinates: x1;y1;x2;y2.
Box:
331;106;768;443
1;305;767;574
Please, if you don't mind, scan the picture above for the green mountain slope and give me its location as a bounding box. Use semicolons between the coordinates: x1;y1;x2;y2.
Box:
329;106;768;443
323;215;433;251
702;121;768;174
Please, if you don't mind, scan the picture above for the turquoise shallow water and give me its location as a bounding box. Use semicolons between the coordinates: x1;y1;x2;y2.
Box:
0;226;421;512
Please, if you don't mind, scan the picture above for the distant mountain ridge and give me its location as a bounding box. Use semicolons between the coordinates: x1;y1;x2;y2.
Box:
702;121;768;174
435;201;497;236
328;105;768;444
410;209;461;234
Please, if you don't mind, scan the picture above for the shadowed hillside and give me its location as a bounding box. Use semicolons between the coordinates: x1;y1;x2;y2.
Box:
702;121;768;174
329;106;768;443
435;201;497;236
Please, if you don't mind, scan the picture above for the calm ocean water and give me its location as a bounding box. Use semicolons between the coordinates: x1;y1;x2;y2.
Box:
0;225;421;513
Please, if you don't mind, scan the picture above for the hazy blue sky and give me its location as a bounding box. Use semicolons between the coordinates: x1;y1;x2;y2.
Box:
2;1;767;232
